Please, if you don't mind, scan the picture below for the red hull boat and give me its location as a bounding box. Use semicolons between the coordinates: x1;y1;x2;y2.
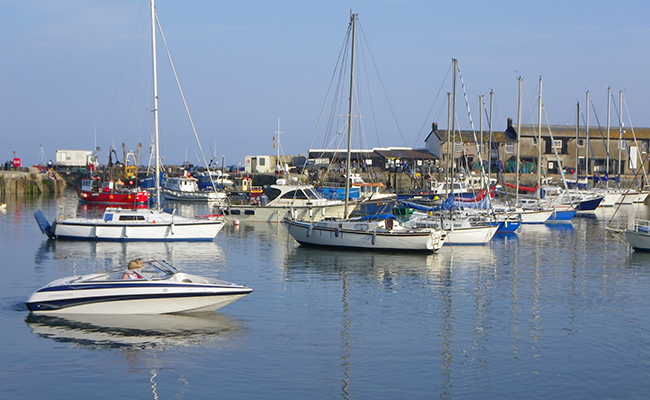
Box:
77;177;149;205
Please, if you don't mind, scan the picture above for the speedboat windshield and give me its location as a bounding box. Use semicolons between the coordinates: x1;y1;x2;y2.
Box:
80;260;175;282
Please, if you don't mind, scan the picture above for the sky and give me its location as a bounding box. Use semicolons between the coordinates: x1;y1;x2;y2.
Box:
2;0;649;168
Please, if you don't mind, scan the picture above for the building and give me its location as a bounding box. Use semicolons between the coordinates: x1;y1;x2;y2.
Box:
424;119;517;174
307;147;438;174
516;123;650;176
424;118;650;178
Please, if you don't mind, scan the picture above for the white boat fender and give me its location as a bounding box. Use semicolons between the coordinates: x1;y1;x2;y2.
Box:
321;208;326;216
335;227;340;237
372;231;376;245
233;219;240;226
306;224;313;238
309;208;313;218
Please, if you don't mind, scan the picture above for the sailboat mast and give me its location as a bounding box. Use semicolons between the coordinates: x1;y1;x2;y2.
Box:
516;76;522;203
537;77;542;197
575;101;579;179
488;89;493;184
618;90;623;177
451;59;457;197
344;13;357;217
606;86;611;179
446;92;452;186
275;118;282;173
585;90;590;180
151;0;161;211
479;94;484;163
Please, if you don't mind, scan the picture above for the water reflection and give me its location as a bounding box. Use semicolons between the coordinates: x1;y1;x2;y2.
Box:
25;312;243;350
285;245;451;280
25;312;244;398
34;240;226;270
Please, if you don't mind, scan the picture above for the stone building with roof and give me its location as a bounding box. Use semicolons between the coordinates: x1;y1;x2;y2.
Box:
424;117;650;178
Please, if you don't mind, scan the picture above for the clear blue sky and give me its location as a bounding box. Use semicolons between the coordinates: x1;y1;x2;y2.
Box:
2;0;649;168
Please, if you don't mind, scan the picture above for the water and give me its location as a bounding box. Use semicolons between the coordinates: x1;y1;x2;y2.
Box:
2;191;650;399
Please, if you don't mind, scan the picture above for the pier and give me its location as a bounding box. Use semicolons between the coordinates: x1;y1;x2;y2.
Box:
0;168;66;195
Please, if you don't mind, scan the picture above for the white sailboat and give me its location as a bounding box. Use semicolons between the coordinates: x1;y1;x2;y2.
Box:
33;0;224;241
285;14;445;252
401;59;498;244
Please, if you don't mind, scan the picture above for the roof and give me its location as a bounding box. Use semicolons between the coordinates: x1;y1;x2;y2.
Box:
373;149;437;159
428;119;518;144
308;147;438;160
517;124;650;140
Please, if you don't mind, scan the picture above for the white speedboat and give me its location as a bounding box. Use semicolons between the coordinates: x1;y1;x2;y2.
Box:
34;208;225;241
26;259;252;314
225;179;351;223
286;214;446;252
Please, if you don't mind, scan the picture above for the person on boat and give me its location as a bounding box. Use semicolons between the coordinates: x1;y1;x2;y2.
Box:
122;259;143;279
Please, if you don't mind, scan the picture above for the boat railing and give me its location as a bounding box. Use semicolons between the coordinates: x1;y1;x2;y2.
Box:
633;219;650;233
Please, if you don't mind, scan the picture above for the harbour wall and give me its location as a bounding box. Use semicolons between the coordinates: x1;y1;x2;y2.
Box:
1;167;646;196
0;169;67;195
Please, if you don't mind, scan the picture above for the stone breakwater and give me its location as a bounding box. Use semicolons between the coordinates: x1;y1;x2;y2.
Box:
0;169;66;194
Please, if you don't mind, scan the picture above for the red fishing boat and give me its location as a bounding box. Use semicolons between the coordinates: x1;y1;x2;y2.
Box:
76;145;149;206
77;176;149;205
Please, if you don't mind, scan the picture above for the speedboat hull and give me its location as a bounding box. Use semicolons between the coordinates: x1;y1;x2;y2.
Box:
27;288;249;314
26;260;252;314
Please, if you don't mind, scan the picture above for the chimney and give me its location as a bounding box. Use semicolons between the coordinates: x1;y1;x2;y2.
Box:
507;118;513;128
431;122;438;131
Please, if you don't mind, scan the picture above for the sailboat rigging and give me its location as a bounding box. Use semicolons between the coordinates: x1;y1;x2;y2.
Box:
286;13;446;252
33;0;225;241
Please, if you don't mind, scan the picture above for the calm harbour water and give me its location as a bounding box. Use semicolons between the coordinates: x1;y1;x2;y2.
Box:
2;190;650;399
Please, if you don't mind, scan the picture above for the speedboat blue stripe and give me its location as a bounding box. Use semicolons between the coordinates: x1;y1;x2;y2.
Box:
26;289;253;312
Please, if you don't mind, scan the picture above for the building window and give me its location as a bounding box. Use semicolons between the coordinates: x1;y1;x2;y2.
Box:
618;140;626;150
552;140;562;149
577;139;585;148
454;143;462;153
642;141;648;154
259;158;266;166
505;144;514;154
